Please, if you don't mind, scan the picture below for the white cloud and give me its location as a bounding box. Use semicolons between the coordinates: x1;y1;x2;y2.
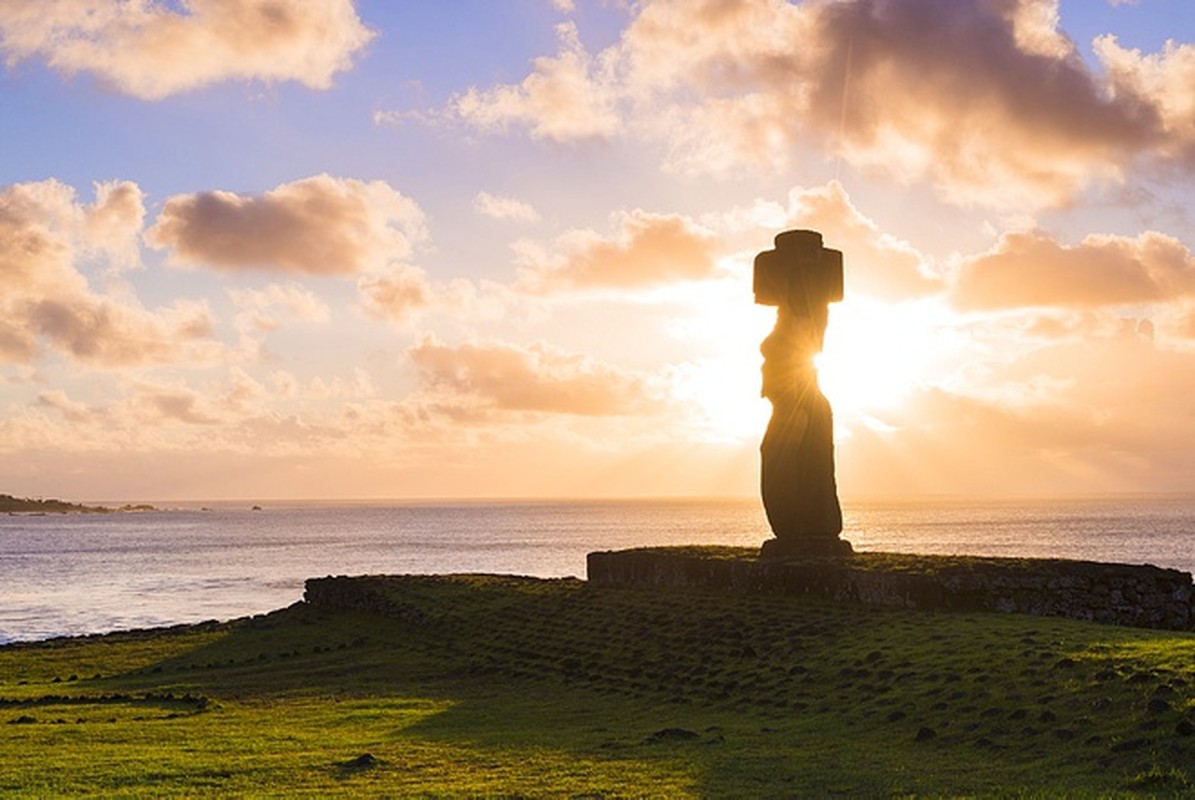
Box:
450;22;619;141
475;191;541;222
775;182;941;300
517;209;721;292
406;336;665;419
147;174;426;275
1095;34;1195;159
36;389;96;425
84;180;146;271
0;179;219;367
229;282;331;333
0;0;374;100
443;0;1195;208
953;229;1195;310
357;265;433;322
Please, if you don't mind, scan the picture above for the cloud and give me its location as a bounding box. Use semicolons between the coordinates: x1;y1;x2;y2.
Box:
1095;34;1195;162
841;345;1195;497
0;179;218;367
517;209;720;292
1;185;74;286
644;0;1162;203
0;0;374;100
36;389;96;424
138;384;223;426
84;180;146;270
357;265;433;322
0;364;375;466
1003;309;1147;343
229;282;331;333
450;21;619;141
953;229;1195;310
1163;303;1195;340
0;319;36;363
828;288;1195;496
24;297;214;366
475;191;541;222
446;0;1195;207
2;179;114;291
775;182;940;300
406;337;664;418
147;174;426;275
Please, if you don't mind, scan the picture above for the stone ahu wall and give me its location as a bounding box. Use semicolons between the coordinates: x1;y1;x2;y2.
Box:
586;547;1195;631
303;575;429;625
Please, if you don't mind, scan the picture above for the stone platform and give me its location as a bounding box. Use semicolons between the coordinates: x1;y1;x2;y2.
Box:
586;547;1195;631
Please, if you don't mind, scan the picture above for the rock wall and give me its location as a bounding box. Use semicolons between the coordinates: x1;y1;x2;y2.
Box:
586;548;1195;631
303;575;428;624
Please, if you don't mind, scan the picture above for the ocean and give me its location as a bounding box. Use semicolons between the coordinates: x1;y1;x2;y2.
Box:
2;495;1193;644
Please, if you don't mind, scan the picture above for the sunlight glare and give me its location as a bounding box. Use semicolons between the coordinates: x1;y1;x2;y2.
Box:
671;269;954;442
816;297;948;419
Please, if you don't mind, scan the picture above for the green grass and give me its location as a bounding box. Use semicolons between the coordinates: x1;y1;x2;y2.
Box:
3;574;1195;797
601;544;1138;574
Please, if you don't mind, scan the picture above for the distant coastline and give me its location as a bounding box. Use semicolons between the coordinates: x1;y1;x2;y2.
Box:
0;494;155;515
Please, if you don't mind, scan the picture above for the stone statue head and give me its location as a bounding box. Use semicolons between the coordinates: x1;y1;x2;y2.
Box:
753;229;844;316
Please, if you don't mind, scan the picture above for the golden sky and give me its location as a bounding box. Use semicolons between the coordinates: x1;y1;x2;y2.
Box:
2;0;1194;501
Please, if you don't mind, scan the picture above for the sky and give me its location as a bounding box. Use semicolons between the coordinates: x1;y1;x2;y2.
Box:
2;0;1195;502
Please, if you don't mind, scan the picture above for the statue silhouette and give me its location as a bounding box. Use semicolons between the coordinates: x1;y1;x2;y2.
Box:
755;230;852;558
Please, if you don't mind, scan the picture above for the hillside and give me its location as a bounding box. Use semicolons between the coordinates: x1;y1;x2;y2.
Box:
0;493;102;513
2;572;1194;796
0;494;154;513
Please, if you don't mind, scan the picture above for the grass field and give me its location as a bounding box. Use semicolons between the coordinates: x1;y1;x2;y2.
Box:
3;573;1195;797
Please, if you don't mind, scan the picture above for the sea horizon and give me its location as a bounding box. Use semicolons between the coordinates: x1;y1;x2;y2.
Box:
52;489;1195;509
4;494;1195;645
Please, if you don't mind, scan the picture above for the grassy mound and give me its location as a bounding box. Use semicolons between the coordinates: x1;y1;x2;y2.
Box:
3;574;1195;797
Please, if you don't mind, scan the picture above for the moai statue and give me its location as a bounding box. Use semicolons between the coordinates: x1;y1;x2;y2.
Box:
754;229;852;558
